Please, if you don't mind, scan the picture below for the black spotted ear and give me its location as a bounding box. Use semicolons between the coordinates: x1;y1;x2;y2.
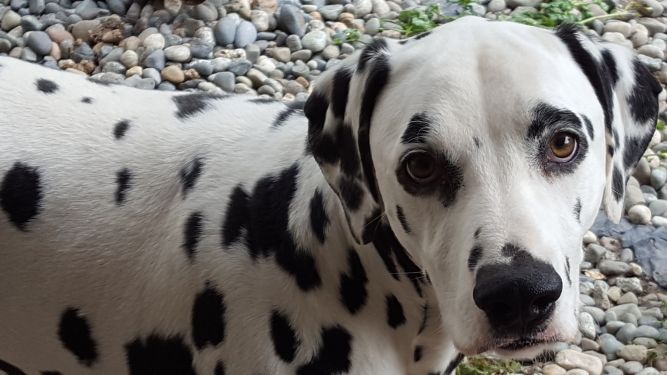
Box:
304;38;395;244
555;25;662;223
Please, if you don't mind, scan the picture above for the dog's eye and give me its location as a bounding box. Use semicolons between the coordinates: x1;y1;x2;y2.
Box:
404;151;438;183
548;132;578;162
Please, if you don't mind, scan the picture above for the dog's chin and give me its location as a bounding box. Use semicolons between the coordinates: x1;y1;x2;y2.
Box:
458;333;565;360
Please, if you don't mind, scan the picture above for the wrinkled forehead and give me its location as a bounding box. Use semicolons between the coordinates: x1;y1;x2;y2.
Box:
379;19;603;146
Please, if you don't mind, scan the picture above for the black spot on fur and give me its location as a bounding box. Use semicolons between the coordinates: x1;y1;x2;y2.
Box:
221;185;249;248
445;353;465;375
415;31;431;40
125;335;196;375
501;243;521;257
574;198;582;222
270;310;299;363
81;97;93;103
402;112;432;144
468;246;483;271
339;249;368;314
0;359;26;375
173;93;228;119
612;165;624;202
339;178;363;211
183;212;203;260
396;205;410;233
372;223;424;296
624;132;654;171
58;308;98;367
361;208;383;245
601;49;619;85
358;38;387;72
332;68;352;118
555;25;614;132
296;326;352;375
41;372;62;375
214;362;225;375
114;120;130;139
581;114;594;140
273;100;305;128
249;97;279;104
608;145;615;156
386;294;406;329
115;168;132;205
358;51;391;203
336;125;361;177
310;189;329;244
628;59;661;124
414;346;423;362
474;228;481;238
36;78;58;93
528;102;582;139
473;136;481;148
274;240;322;291
565;256;572;286
418;303;428;334
304;93;332;160
1;162;42;231
192;283;226;350
180;157;204;197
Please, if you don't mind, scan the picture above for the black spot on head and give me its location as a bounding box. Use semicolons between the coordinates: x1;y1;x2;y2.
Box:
501;243;521;257
601;49;619;85
338;178;363;211
58;308;98;367
296;325;352;375
192;283;226;350
180;157;204;198
114;120;131;140
573;198;582;222
528;103;582;139
608;145;615;157
445;353;465;375
309;189;329;244
565;256;572;286
183;212;203;260
418;303;428;334
612;165;624;201
81;97;93;104
628;59;661;124
414;346;423;362
274;239;322;291
305;92;331;160
468;245;483;271
361;208;382;245
214;362;225;375
386;294;406;329
402;112;432;144
555;25;614;132
358;38;388;72
125;335;196;375
473;136;481;148
474;227;481;239
358;52;391;203
581;114;594;140
270;309;299;363
249;97;279;104
221;185;249;248
331;68;352;118
336;124;361;177
1;162;42;231
41;372;62;375
173;93;228;120
36;78;58;93
339;249;368;314
0;359;26;375
115;168;132;205
396;205;410;233
273;100;305;128
396;151;463;208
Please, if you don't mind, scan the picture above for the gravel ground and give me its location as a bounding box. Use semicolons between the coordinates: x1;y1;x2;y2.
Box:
1;0;667;373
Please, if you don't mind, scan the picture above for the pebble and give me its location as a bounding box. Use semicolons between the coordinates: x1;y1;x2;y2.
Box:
600;333;624;358
234;21;257;48
143;49;166;70
627;205;652;225
215;15;238;46
599;260;631;276
161;65;185;84
555;349;604;375
164;45;191;62
277;4;306;37
621;361;645;375
615;278;643;294
301;30;327;52
320;4;344;20
578;312;597;339
2;10;21;31
618;345;648;362
618;292;639;305
143;33;165;50
25;31;51;55
603;366;624;375
544;364;567;375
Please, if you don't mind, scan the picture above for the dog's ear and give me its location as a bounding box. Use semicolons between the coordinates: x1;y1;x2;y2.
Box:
556;26;662;223
304;39;395;244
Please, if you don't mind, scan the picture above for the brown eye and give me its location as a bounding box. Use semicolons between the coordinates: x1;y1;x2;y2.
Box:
405;151;437;183
548;132;578;162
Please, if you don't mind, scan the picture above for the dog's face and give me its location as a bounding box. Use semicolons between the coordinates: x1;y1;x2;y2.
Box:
305;17;661;359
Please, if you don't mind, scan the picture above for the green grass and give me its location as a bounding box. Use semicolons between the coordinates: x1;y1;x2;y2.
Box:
456;356;522;375
333;29;363;45
658;119;665;131
396;4;444;37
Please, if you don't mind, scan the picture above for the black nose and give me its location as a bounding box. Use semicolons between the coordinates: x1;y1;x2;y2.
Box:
473;250;563;334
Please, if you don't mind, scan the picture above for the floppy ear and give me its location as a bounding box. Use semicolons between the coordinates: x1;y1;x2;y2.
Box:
556;26;662;223
304;39;395;244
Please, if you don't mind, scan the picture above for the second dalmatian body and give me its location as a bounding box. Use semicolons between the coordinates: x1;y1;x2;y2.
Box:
0;18;661;375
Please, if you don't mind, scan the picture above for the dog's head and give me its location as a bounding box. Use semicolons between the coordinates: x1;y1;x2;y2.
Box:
304;17;661;358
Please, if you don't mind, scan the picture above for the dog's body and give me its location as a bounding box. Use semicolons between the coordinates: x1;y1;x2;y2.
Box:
0;17;661;375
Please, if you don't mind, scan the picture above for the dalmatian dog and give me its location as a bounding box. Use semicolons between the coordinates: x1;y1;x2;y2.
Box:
0;16;660;375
